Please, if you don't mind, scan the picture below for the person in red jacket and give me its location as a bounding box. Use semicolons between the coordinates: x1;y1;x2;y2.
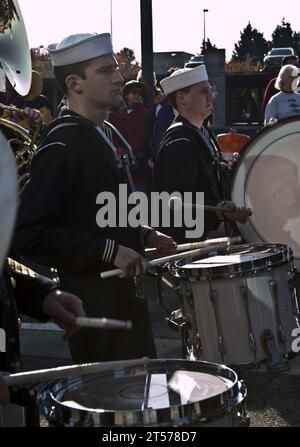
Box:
110;80;151;192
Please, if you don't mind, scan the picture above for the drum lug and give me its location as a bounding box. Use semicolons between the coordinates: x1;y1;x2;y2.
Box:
249;333;257;353
240;285;258;364
167;308;186;332
262;329;289;372
49;406;58;425
234;381;250;426
209;289;226;361
288;271;297;289
288;271;300;317
193;333;202;357
234;411;251;427
134;276;144;300
269;280;287;346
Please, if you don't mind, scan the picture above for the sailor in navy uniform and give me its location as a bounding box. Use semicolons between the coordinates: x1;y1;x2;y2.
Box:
15;33;176;363
153;65;251;244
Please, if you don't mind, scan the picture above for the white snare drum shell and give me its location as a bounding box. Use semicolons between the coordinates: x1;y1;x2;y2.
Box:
175;244;298;366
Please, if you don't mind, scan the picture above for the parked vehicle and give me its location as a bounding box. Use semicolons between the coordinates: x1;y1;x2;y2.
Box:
184;54;205;68
263;47;296;72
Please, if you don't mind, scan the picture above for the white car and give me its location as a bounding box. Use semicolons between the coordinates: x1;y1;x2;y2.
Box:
184;55;205;68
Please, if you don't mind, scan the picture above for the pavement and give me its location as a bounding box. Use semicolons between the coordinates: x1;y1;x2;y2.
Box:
20;276;183;370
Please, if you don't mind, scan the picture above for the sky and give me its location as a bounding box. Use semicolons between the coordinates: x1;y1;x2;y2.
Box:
18;0;300;62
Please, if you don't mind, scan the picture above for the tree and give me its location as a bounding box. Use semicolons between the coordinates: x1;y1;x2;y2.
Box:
30;46;52;76
115;47;141;80
292;31;300;57
232;22;268;63
271;19;294;48
201;38;219;54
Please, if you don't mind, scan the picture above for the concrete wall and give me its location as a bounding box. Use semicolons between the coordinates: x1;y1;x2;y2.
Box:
204;50;226;130
154;52;193;76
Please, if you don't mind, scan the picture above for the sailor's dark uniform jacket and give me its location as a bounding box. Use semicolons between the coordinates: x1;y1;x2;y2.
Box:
15;111;156;363
153;116;228;243
0;259;56;372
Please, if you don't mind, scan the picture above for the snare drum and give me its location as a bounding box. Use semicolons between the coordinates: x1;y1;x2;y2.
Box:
170;244;299;368
37;359;248;427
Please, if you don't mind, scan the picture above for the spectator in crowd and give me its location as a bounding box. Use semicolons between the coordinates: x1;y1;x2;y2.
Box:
264;64;300;125
110;80;151;192
262;54;299;119
145;68;178;159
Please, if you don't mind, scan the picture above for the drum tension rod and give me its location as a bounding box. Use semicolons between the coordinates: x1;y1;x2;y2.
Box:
261;330;289;372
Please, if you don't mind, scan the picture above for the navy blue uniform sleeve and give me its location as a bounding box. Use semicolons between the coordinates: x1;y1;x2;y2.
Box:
8;259;57;322
15;142;118;274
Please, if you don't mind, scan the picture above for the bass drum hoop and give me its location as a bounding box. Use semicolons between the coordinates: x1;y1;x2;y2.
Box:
231;116;300;265
37;359;246;427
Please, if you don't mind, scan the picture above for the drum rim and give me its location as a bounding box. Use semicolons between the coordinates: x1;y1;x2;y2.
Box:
170;243;292;281
37;359;246;427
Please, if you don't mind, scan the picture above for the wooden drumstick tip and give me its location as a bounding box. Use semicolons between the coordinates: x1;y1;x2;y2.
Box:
76;317;133;330
125;321;133;330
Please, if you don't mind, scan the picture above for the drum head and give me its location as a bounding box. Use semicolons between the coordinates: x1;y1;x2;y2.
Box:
0;130;17;272
232;117;300;266
171;243;289;280
38;359;244;427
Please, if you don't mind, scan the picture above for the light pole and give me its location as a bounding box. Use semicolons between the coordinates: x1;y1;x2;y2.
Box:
140;0;154;107
110;0;113;39
203;9;208;51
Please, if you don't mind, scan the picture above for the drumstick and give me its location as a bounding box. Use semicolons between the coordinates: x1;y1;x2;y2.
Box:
145;237;238;255
4;357;150;387
100;237;240;279
169;196;224;214
76;317;132;330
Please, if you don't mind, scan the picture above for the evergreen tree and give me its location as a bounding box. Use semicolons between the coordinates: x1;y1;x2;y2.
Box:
232;22;268;62
271;19;294;48
292;31;300;58
201;38;219;54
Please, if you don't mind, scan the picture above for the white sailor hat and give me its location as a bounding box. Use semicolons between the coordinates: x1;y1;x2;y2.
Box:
48;33;113;67
160;65;208;96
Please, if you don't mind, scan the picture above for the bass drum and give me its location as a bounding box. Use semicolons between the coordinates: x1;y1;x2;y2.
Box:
231;117;300;269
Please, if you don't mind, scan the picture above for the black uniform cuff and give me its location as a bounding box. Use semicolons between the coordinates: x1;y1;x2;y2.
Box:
101;239;119;265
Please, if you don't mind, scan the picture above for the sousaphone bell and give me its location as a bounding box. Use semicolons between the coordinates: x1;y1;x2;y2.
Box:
0;0;32;96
